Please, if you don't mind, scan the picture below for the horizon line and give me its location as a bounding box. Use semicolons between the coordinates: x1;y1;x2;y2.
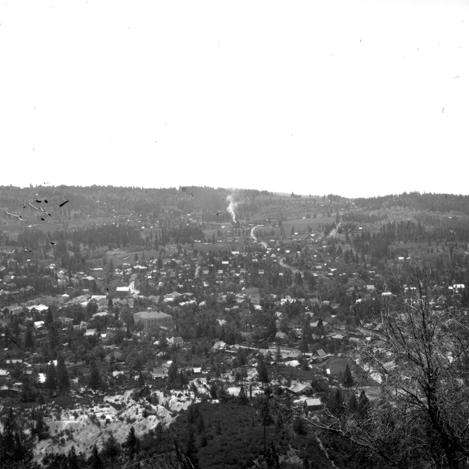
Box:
1;184;469;200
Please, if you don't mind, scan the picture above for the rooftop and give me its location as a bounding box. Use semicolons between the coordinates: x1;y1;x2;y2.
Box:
133;311;172;320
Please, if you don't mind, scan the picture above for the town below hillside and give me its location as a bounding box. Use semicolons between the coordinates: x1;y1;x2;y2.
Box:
0;187;469;468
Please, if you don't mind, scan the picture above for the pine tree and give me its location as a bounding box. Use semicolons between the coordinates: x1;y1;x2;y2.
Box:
90;444;103;469
209;381;218;399
198;433;207;448
0;408;33;466
167;361;179;388
124;426;138;460
302;318;312;344
275;344;282;362
327;388;345;417
56;354;70;393
89;360;101;389
196;414;205;435
21;373;37;403
67;446;79;469
185;423;198;467
357;390;370;418
215;419;222;435
348;393;358;414
261;396;273;454
45;307;54;327
266;315;277;340
299;335;309;355
275;412;284;434
342;363;354;388
103;432;121;469
269;441;280;469
238;385;249;404
0;408;17;461
47;324;59;357
107;296;114;315
316;318;325;337
24;323;34;350
46;362;57;393
257;355;270;383
293;416;307;435
31;408;49;440
187;404;197;425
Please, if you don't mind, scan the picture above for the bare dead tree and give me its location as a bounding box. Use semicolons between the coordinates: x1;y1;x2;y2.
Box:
307;274;469;468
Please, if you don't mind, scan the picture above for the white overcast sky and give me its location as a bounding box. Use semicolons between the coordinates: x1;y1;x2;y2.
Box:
0;0;468;197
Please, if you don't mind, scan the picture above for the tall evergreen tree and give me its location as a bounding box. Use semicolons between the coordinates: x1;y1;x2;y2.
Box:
88;360;101;390
185;423;198;468
357;390;370;418
238;385;249;404
327;388;345;417
45;307;54;327
347;393;358;414
103;432;120;469
31;408;49;440
56;354;70;393
45;362;57;393
299;335;309;355
293;416;307;435
0;408;17;462
24;323;34;350
124;426;138;460
47;324;59;357
275;344;282;362
196;414;205;435
21;373;37;403
67;446;79;469
107;296;114;315
342;363;354;388
257;355;270;383
275;412;284;434
167;361;179;388
261;396;273;455
89;444;103;469
316;318;325;337
0;408;33;467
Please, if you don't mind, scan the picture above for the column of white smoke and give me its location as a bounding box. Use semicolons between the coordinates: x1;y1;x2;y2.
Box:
226;194;238;223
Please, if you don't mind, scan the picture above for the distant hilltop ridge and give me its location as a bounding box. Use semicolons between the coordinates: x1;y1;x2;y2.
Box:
0;184;467;200
1;186;469;233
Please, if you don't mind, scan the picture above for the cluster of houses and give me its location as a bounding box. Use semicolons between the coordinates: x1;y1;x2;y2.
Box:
0;214;467;465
